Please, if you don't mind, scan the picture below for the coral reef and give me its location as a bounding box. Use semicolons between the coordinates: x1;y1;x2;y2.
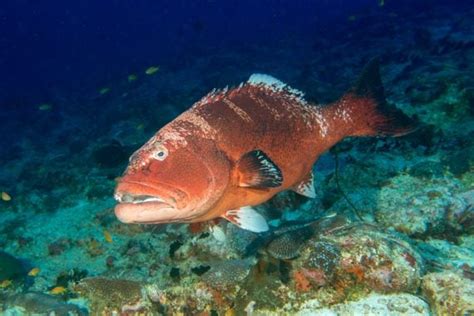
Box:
375;174;469;236
201;258;256;290
296;293;430;316
74;277;148;314
422;271;474;315
0;1;473;314
1;292;86;315
290;225;424;301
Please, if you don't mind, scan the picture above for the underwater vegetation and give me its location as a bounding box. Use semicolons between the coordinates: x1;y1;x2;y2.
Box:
1;0;474;315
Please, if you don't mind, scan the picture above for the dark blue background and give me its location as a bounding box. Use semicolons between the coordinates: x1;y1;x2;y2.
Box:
0;0;452;106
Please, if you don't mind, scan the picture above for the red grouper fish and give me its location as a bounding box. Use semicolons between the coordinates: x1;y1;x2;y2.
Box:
114;59;414;232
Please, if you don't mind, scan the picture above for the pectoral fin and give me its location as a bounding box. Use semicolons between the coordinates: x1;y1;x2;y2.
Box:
222;206;269;233
236;150;283;188
291;171;316;198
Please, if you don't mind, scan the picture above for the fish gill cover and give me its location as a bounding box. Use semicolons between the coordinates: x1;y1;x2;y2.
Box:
0;0;473;314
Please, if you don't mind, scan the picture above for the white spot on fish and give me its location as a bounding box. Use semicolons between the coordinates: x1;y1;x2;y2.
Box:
311;108;329;138
222;98;253;123
176;112;217;138
160;125;189;147
248;73;306;101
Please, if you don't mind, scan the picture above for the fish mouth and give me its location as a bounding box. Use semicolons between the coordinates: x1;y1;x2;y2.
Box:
113;181;194;224
114;193;167;204
114;192;177;224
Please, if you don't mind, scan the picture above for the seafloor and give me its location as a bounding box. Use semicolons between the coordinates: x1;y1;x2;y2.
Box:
1;3;474;316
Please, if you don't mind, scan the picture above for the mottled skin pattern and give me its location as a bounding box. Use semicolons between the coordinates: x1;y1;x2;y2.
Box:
187;85;341;221
114;68;411;227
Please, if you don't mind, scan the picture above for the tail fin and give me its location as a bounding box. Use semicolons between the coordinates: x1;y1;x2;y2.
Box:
340;59;415;137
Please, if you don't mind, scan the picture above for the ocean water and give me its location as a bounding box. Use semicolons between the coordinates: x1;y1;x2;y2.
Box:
1;0;473;314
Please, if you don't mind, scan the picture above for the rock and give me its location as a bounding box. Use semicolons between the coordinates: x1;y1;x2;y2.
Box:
3;292;86;316
304;241;340;282
293;225;424;296
375;175;467;236
422;271;474;315
295;293;430;316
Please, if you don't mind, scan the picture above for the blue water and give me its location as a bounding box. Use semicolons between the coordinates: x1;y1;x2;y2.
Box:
1;0;473;314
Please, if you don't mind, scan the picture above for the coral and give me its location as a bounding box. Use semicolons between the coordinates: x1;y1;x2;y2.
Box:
146;283;217;314
293;226;424;297
296;293;430;315
202;258;256;290
422;271;474;315
267;227;312;260
2;3;474;314
74;277;147;314
305;241;340;280
293;270;312;292
375;174;468;236
3;292;86;316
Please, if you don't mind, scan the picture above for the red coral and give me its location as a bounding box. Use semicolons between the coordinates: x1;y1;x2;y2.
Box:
293;270;311;292
301;268;327;287
345;265;365;282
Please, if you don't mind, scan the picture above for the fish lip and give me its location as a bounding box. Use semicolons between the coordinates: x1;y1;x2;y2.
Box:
114;180;189;209
114;201;198;224
114;193;167;205
114;201;177;224
114;180;198;223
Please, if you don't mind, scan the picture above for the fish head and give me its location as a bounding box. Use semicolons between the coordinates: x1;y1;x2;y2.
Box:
114;132;230;224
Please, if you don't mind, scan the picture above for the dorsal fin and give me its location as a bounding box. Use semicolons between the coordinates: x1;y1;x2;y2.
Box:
247;73;306;100
248;74;287;89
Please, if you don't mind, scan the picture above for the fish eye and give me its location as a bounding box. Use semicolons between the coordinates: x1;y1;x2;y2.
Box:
152;146;168;161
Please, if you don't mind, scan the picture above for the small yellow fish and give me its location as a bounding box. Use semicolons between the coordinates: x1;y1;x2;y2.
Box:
145;66;160;75
38;103;52;111
348;15;357;21
99;87;110;95
379;0;385;6
1;192;11;201
103;230;113;243
0;280;12;288
136;123;145;130
28;267;40;277
128;74;138;82
50;286;67;295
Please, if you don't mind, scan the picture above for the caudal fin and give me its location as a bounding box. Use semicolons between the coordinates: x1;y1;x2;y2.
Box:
338;59;415;137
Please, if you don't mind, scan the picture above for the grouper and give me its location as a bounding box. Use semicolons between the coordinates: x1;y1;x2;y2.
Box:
114;59;414;232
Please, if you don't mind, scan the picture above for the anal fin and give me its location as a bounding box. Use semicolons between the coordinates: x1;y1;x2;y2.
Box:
222;206;269;233
291;171;316;198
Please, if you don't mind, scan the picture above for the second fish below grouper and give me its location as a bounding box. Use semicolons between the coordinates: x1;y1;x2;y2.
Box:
114;59;415;233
